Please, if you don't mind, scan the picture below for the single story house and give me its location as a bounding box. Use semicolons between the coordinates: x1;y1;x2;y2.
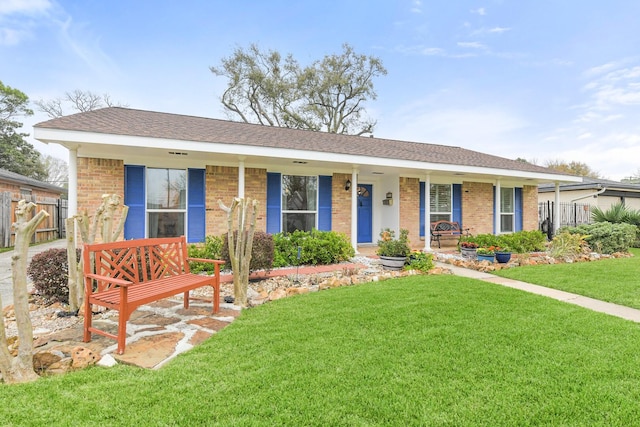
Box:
33;107;581;251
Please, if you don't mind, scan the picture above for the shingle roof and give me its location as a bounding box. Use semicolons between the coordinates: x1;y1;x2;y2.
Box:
539;176;640;192
0;168;67;193
35;107;569;175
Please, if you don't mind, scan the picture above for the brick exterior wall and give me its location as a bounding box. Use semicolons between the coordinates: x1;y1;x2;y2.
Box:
332;173;351;238
77;157;125;224
522;185;538;231
462;181;494;235
0;182;62;201
205;166;267;237
400;177;421;249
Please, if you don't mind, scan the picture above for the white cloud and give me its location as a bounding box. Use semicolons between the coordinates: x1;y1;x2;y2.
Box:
0;26;24;45
410;0;422;13
488;27;510;34
457;41;486;49
471;8;487;16
0;0;51;16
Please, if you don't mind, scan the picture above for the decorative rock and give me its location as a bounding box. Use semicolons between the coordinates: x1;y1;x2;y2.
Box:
33;350;63;372
96;354;118;368
268;288;287;301
71;346;100;369
46;357;73;375
286;287;310;296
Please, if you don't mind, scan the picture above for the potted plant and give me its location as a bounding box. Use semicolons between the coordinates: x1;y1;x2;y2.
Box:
476;246;498;262
459;240;478;260
377;228;410;270
494;246;512;263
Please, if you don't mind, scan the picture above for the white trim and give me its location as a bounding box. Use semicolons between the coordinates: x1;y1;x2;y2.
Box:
351;169;358;253
424;173;432;252
35;128;583;184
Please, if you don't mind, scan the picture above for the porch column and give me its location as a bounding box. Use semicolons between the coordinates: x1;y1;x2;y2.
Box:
68;148;78;217
424;174;432;251
350;168;358;254
238;158;245;198
494;179;501;234
554;181;561;235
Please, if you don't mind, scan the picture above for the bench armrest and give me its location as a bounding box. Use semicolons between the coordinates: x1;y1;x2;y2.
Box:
85;273;133;287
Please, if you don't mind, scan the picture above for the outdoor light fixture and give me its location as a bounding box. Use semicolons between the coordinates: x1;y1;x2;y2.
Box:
345;180;351;191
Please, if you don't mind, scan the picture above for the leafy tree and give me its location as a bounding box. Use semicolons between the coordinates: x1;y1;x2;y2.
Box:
211;43;387;136
544;159;600;178
0;81;47;180
35;89;127;119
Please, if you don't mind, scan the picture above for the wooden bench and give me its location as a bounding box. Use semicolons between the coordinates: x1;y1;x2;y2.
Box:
82;236;224;354
430;220;470;248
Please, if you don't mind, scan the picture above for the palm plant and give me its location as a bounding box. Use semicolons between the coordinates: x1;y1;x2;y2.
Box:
591;203;640;226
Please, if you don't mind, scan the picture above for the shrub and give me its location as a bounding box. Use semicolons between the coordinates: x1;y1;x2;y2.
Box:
406;251;434;273
548;232;589;258
563;222;637;254
221;231;274;273
461;230;546;254
188;235;224;273
377;228;410;257
592;202;640;226
273;229;355;267
27;248;80;304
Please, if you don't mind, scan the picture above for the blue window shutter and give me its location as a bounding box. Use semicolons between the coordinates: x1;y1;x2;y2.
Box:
124;165;145;240
187;168;206;243
452;184;462;225
515;187;523;231
419;182;425;237
318;175;332;231
266;172;281;234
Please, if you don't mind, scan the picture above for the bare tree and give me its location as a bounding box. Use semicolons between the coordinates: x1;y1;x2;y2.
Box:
218;197;258;307
42;154;68;187
544;159;600;178
0;201;49;384
35;90;128;119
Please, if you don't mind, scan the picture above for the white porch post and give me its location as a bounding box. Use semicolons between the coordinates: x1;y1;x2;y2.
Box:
494;179;501;234
351;169;358;254
554;181;561;235
238;158;245;198
68;148;78;217
424;174;432;251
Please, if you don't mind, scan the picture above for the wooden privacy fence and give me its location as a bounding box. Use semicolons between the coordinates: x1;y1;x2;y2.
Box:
0;192;68;248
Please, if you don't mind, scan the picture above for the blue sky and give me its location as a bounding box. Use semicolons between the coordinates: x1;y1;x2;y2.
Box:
2;0;640;180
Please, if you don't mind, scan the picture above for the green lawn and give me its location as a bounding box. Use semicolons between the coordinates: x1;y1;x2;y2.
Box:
2;275;640;425
495;248;640;309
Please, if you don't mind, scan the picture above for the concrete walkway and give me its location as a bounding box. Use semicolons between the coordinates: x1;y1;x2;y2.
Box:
0;239;67;309
438;262;640;323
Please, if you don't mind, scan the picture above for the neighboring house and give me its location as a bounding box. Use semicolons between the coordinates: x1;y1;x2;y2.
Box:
33;107;581;251
538;177;640;230
0;168;68;247
539;177;640;210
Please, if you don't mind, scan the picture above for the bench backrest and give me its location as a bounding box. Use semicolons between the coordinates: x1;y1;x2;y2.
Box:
83;236;190;288
431;221;461;233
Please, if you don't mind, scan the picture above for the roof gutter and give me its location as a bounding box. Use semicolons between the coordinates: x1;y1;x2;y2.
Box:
570;185;607;203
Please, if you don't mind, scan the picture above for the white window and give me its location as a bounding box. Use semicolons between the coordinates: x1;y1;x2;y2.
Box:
282;175;317;233
430;184;452;223
500;187;515;233
146;168;186;238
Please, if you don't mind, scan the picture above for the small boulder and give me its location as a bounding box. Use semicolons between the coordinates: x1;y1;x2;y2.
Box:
71;346;100;369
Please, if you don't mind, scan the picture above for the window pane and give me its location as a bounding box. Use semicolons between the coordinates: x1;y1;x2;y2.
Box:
283;213;316;233
430;213;451;223
501;214;514;233
147;169;186;209
501;188;514;213
430;184;451;212
282;175;317;211
148;212;185;238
